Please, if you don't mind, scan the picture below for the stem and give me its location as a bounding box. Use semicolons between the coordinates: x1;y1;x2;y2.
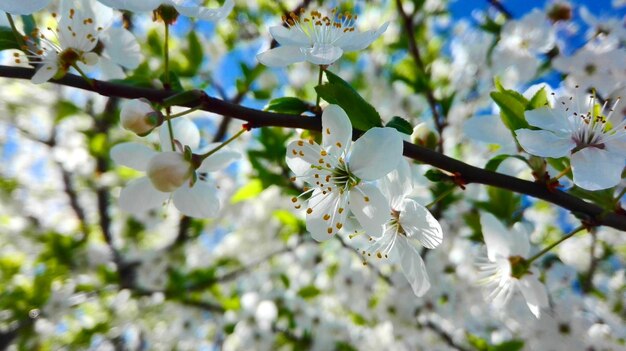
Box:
552;165;571;181
163;22;175;151
526;225;586;264
199;128;247;160
426;186;455;209
71;64;95;88
167;106;203;119
6;14;25;49
615;187;626;207
315;65;324;109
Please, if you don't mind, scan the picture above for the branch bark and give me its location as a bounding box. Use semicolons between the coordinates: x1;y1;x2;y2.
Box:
1;66;625;231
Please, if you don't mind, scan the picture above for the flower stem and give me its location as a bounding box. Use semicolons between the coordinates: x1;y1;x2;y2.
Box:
552;165;571;181
315;65;324;110
526;225;586;264
71;63;95;88
614;187;626;207
167;106;203;119
163;22;175;151
198;128;246;160
426;186;455;209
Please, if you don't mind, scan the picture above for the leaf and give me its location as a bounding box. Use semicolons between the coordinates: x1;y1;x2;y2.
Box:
386;116;413;135
160;71;184;92
231;179;264;203
484;154;530;172
568;186;615;211
183;30;203;76
297;285;321;299
265;97;309;115
0;27;20;52
527;87;550;110
55;100;81;122
424;169;448;182
489;340;524;351
21;15;36;39
316;70;382;131
490;91;529;131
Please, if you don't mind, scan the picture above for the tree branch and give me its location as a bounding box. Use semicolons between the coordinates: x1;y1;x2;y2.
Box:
1;66;625;231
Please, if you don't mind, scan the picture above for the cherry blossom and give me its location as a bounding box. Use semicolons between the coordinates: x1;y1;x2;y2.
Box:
0;0;51;14
515;91;626;190
286;104;403;241
96;0;234;21
363;159;443;297
477;213;549;318
257;8;388;67
120;99;163;136
111;117;239;218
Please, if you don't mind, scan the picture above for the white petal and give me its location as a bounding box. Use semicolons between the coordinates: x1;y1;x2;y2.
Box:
525;107;570;132
395;236;431;297
173;181;220;218
464;114;514;146
519;275;549;318
31;62;58;84
96;0;159;11
306;191;347;241
110;142;157;171
100;27;143;69
95;58;125;80
321;104;352;156
515;129;575;158
400;199;443;249
349;183;390;239
198;144;240;172
257;46;307;67
159;117;200;151
286;139;325;176
0;0;50;14
571;147;623;190
177;0;233;21
119;177;169;215
349;127;404;181
335;22;389;51
380;158;413;209
269;25;309;46
303;44;343;65
480;212;512;261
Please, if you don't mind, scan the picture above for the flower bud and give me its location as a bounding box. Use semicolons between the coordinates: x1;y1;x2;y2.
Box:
120;99;163;136
147;152;192;192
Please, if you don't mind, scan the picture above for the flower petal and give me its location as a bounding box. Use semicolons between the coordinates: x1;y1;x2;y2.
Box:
480;212;512;261
571;147;623;190
380;158;413;209
159;117;200;151
96;0;160;11
335;22;389;51
257;46;307;67
100;27;143;69
31;62;58;84
515;129;574;158
321;104;352;156
110;142;157;171
198;144;240;172
349;127;403;181
395;236;431;297
525;106;570;132
464;114;514;146
519;274;549;318
400;198;443;249
303;43;343;65
349;183;390;239
306;191;348;241
176;0;234;21
173;181;220;218
269;25;309;46
119;177;169;215
286;139;324;176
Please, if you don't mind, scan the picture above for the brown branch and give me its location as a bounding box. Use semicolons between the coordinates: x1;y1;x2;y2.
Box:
394;0;445;152
1;66;625;231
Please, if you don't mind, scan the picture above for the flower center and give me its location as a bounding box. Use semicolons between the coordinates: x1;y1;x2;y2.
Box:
58;48;81;70
331;159;360;191
283;8;357;46
390;209;406;235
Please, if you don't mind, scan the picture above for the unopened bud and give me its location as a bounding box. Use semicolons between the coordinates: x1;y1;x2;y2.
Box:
120;99;163;136
147;152;193;192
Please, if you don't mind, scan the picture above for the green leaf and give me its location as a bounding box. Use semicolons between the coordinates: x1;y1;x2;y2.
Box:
527;87;550;110
489;340;525;351
424;169;448;182
386;116;413;135
316;70;382;131
184;30;203;76
0;27;20;51
568;186;615;211
21;15;36;38
297;285;321;299
475;186;522;225
490;91;529;131
265;97;309;115
55;100;81;122
161;71;184;92
484;154;530;172
231;179;264;203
